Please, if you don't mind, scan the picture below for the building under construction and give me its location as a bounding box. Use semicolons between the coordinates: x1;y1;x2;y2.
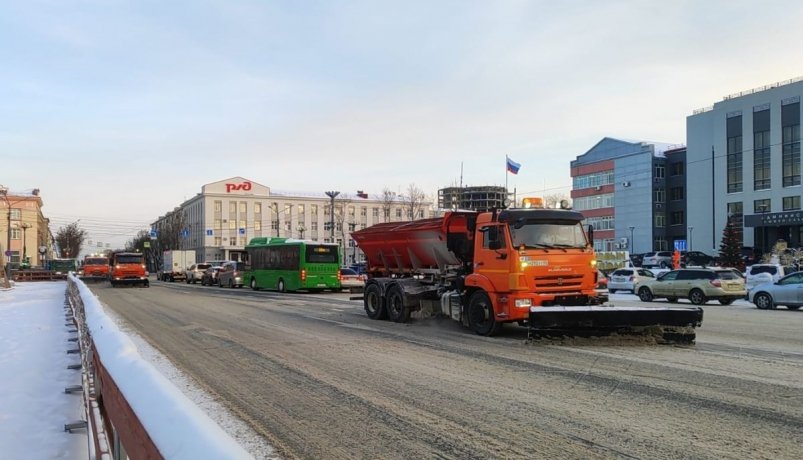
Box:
437;186;507;212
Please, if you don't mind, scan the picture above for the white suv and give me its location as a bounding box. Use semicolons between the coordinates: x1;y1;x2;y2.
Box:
608;268;656;293
745;264;785;295
642;251;673;268
185;263;211;284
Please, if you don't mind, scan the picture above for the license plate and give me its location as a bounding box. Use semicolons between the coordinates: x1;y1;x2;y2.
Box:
317;283;326;287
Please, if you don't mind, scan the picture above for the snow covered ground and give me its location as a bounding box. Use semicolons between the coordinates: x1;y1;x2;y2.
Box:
0;279;276;459
0;281;88;459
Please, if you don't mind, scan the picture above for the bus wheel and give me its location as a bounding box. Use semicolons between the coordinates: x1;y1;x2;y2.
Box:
468;291;502;336
250;278;259;290
364;283;387;320
278;279;286;293
386;284;410;323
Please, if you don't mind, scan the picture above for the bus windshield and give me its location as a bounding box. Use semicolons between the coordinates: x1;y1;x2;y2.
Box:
508;222;588;249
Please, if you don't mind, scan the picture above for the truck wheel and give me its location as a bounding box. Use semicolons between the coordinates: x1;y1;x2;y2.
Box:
689;289;707;305
386;285;410;323
363;283;387;320
468;291;501;336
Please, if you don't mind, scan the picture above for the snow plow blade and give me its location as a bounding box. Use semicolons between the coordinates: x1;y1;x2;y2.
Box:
528;306;704;343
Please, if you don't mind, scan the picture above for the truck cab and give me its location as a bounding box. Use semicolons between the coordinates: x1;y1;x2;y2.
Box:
109;252;149;287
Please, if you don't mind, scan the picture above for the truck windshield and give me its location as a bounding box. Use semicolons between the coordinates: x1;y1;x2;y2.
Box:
508;223;587;249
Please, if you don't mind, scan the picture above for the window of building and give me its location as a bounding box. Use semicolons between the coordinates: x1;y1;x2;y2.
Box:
654;189;665;203
11;228;21;239
284;221;291;231
372;208;379;218
254;203;261;214
348;206;355;217
782;102;801;187
214;219;221;229
298;204;305;214
284;204;292;217
336;223;342;231
670;211;685;226
311;204;318;216
360;207;367;217
783;196;801;211
239;202;247;213
670;162;684;176
254;221;261;231
10;209;21;220
727;115;743;193
229;202;237;213
271;220;278;230
229;220;236;229
239;220;246;230
396;209;402;218
727;202;744;242
654;165;665;179
573;193;614;211
654;237;668;251
584;216;614;231
654;213;665;227
754;199;771;214
670;187;684;201
754;131;771;190
311;221;318;231
214;201;222;213
572;170;615;190
419;210;425;218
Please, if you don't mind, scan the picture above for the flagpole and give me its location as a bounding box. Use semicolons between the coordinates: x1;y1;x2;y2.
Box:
505;155;508;201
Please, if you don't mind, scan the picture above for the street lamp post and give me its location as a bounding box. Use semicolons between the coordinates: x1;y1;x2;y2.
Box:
20;222;31;267
688;226;694;251
628;226;635;254
325;191;339;242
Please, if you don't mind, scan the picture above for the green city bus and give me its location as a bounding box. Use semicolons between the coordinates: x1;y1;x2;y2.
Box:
244;237;341;292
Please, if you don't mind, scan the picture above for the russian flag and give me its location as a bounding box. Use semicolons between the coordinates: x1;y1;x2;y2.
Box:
506;156;521;175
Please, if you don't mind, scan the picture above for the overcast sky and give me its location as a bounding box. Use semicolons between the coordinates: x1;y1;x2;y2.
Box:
3;1;803;249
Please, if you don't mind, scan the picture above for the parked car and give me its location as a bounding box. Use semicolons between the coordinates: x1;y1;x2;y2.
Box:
200;266;222;286
748;271;803;310
629;253;645;268
339;268;366;292
635;268;746;305
217;261;245;288
185;263;211;284
607;267;656;293
681;251;713;267
642;251;673;269
745;264;785;296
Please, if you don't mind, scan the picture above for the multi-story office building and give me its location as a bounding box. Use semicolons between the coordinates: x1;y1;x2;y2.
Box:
571;137;683;253
437;186;507;211
687;77;803;255
0;187;53;267
152;177;432;265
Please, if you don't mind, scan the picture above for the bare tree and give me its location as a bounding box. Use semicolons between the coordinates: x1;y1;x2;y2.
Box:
544;193;570;209
54;221;87;259
400;183;426;221
377;188;396;223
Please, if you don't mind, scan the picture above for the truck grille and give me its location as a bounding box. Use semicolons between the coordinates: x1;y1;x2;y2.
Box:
534;274;584;291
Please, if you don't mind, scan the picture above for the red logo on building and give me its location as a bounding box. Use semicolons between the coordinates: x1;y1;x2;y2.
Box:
225;181;252;193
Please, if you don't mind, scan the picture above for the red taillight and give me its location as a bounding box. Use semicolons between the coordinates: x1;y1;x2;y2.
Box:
301;269;306;281
337;271;343;281
710;279;721;287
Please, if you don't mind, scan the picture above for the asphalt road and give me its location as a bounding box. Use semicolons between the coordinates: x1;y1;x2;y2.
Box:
88;281;803;460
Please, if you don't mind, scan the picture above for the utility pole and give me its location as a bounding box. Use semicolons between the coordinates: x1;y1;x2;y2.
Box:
325;191;339;242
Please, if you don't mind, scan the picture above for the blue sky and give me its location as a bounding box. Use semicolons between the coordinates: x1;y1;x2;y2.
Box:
3;1;803;248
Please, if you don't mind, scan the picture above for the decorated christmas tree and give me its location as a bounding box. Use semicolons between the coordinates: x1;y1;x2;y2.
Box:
718;219;744;270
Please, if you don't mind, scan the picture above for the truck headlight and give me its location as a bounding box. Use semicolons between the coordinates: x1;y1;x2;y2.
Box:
515;299;532;307
590;259;597;268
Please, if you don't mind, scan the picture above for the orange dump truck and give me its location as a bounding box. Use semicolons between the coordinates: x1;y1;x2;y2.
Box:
80;255;110;281
109;251;149;287
352;207;703;342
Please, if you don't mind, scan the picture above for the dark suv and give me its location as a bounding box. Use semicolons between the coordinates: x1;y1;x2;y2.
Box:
635;268;746;305
681;251;713;267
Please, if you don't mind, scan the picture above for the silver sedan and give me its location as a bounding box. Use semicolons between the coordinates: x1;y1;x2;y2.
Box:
748;271;803;310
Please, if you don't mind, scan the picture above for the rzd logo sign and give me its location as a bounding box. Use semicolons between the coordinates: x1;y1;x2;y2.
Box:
225;181;252;193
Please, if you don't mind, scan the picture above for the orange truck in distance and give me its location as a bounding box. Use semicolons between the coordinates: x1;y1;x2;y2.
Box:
109;251;149;287
80;255;110;282
352;204;703;342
